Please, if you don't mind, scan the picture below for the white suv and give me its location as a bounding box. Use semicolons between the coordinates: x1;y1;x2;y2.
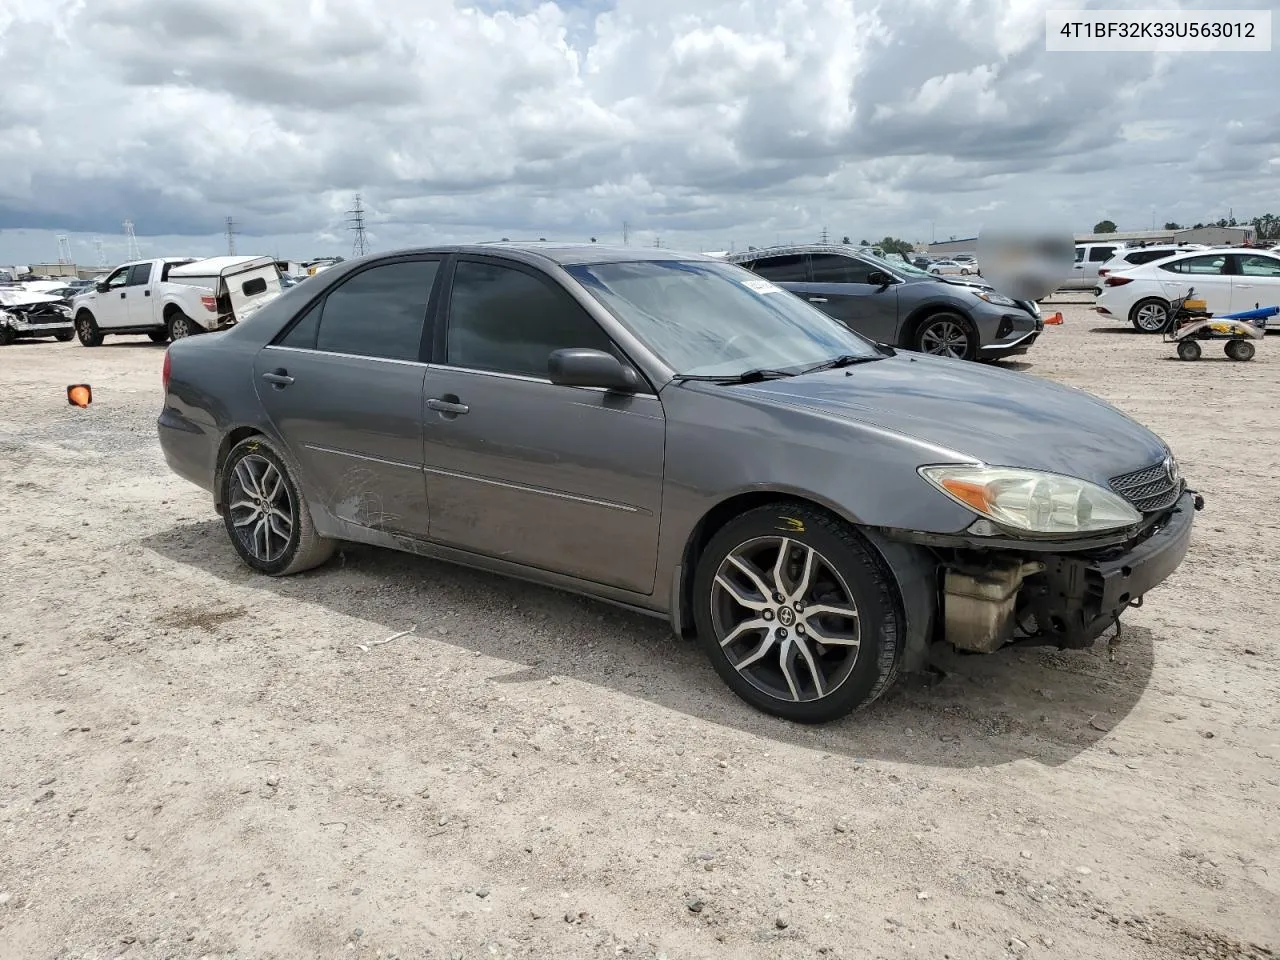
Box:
1093;244;1205;294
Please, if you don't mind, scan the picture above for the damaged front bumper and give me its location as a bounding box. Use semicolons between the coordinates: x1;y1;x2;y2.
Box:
0;306;74;340
890;489;1203;655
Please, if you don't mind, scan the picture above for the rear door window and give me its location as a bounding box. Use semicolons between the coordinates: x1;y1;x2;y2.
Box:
751;255;809;282
1088;246;1115;262
808;254;875;284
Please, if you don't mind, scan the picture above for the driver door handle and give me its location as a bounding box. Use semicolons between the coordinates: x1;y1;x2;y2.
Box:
808;297;828;303
262;369;294;386
427;397;469;415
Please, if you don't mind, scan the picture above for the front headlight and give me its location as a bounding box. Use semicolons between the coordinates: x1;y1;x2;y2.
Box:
971;289;1018;308
919;464;1142;535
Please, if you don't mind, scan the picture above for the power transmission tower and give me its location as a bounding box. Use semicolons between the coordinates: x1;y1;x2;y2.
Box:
654;236;661;248
347;194;368;257
622;221;631;246
225;217;237;255
123;220;141;260
56;235;72;264
94;238;106;267
819;225;829;244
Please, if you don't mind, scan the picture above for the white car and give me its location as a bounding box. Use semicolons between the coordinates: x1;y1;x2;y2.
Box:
1096;247;1280;333
1093;244;1205;294
928;259;977;276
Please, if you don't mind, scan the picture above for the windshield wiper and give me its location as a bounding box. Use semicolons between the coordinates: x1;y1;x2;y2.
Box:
672;367;797;384
798;354;885;374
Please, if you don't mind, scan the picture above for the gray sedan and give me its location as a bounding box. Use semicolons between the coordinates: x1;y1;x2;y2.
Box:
158;243;1202;723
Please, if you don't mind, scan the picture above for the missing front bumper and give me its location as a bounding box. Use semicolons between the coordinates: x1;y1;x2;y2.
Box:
940;490;1201;653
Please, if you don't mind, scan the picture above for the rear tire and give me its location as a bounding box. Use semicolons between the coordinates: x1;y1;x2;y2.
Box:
53;331;75;342
148;329;170;344
691;502;903;724
220;435;336;576
1130;298;1170;333
75;311;103;347
912;311;979;361
167;311;197;340
1177;340;1201;361
0;326;15;346
1225;339;1255;361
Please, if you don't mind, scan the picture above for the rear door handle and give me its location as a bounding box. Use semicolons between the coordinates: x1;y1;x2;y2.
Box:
427;397;469;415
120;292;127;298
808;297;828;303
262;369;294;386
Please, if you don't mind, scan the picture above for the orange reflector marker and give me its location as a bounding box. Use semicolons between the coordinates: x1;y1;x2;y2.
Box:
939;478;991;513
67;384;92;407
1044;312;1064;325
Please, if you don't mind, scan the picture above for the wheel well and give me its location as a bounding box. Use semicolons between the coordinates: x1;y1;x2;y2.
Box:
676;491;845;637
163;302;183;321
75;309;94;323
212;426;263;508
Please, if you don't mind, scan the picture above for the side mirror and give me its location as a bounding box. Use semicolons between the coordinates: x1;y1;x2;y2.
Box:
548;348;640;392
867;271;893;287
95;282;108;293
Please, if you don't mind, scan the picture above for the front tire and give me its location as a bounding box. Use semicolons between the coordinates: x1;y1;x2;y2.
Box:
1130;298;1170;333
913;311;979;361
53;331;75;342
1177;339;1201;361
148;329;170;344
75;311;103;347
219;435;336;576
691;502;903;724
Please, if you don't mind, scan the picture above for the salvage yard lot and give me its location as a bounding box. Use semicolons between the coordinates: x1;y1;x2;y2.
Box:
1;295;1277;959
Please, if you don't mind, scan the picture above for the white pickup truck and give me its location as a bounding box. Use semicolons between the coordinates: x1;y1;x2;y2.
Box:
72;255;284;346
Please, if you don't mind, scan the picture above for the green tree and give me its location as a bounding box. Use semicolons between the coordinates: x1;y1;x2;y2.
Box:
1252;214;1279;241
1093;219;1117;233
878;236;915;256
841;236;852;245
1163;222;1182;230
859;239;870;247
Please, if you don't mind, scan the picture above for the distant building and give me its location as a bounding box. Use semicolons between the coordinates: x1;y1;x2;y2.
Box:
929;225;1255;258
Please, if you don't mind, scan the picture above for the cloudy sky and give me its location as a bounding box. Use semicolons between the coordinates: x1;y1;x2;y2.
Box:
0;0;1275;266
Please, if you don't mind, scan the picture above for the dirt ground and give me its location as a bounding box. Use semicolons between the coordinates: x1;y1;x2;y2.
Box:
1;295;1277;960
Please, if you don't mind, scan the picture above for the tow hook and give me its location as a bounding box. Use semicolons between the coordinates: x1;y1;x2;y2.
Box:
1189;489;1205;511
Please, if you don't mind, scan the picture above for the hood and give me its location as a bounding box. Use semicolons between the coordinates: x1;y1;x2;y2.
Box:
731;354;1169;486
0;290;63;307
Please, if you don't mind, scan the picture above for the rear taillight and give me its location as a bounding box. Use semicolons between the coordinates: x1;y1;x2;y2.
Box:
1098;268;1110;277
200;295;217;311
1104;276;1133;286
162;349;171;392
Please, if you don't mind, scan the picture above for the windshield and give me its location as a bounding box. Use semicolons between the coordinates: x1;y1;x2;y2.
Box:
565;259;882;378
861;251;934;279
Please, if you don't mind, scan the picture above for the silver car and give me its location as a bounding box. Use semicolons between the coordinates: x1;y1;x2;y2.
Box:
158;243;1202;723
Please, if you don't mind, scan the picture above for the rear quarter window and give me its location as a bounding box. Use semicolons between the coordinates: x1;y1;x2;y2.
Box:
242;276;268;297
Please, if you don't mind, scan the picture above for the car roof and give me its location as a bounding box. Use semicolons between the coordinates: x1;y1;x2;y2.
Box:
364;242;721;268
724;243;874;263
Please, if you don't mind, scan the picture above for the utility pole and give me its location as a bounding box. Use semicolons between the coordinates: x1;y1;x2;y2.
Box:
225;217;237;255
347;194;368;257
123;220;141;260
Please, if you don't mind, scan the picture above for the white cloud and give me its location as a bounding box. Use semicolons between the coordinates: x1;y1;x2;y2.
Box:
0;0;1275;265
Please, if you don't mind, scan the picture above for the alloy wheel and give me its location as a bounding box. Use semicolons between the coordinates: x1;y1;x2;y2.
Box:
227;454;295;563
919;319;970;358
1134;302;1168;332
710;536;861;703
170;314;191;339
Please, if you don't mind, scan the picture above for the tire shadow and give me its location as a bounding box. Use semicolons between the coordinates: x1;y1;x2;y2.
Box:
139;520;1156;770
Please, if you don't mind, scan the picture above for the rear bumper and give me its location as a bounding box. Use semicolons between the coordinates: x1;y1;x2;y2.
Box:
157;407;217;493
